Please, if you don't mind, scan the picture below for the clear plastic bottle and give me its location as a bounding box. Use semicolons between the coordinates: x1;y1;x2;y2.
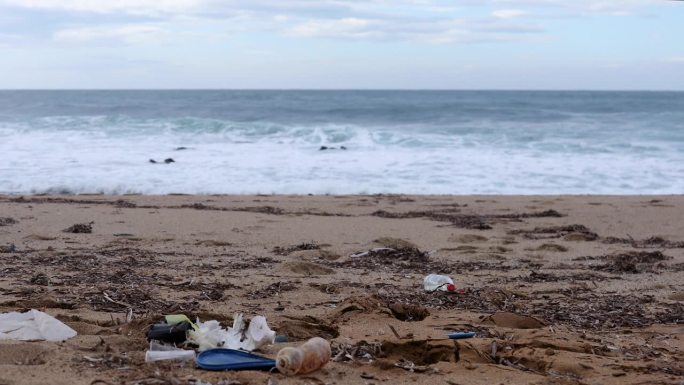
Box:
276;337;331;375
423;274;455;292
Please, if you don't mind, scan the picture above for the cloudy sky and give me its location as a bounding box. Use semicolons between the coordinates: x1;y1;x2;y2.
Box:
0;0;682;89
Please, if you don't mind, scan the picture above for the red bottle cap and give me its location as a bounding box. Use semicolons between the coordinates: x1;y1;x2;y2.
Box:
446;284;456;292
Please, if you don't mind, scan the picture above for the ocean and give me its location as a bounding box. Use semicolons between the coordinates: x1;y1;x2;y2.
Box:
1;90;683;195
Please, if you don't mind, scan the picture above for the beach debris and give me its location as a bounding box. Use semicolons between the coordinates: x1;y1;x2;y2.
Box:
0;244;16;253
0;309;77;341
273;242;320;255
276;337;331;375
331;245;448;274
196;348;276;371
603;235;684;248
0;217;17;226
187;314;275;352
29;272;50;286
388;303;430;322
248;281;298;300
509;224;598;241
591;251;671;274
145;340;196;362
63;222;93;233
332;341;382;362
423;274;456;292
147;321;193;344
447;332;476;340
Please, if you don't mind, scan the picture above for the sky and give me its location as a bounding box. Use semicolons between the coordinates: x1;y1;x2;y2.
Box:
0;0;682;90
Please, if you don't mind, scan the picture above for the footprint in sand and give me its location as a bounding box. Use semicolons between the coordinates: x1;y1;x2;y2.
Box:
0;344;49;365
281;261;334;276
448;234;489;243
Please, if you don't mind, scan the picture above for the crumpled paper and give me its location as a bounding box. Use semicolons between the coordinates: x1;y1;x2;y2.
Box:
0;309;77;341
187;313;275;351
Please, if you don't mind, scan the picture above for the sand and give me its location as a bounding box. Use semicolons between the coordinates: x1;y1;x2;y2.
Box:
0;194;682;385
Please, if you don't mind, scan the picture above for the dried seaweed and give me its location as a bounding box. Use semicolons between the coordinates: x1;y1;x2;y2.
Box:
372;209;566;230
64;222;93;233
591;251;671;274
0;217;17;226
602;236;684;248
273;242;320;255
326;246;451;274
248;281;299;299
509;224;598;241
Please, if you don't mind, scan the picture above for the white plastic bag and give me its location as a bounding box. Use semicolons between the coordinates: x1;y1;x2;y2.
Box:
186;313;275;351
0;309;77;341
241;315;276;351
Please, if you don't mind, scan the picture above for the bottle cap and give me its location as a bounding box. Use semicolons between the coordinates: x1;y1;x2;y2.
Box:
446;284;456;292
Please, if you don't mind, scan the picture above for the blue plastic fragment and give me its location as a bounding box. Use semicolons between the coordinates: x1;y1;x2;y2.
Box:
447;332;476;340
196;349;276;371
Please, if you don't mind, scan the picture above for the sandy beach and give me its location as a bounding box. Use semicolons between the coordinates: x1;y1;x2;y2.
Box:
0;194;682;385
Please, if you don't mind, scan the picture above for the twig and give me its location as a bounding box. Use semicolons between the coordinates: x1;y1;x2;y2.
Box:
388;324;402;339
103;291;133;308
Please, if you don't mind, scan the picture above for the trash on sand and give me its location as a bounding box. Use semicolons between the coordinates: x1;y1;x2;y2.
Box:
145;340;196;362
147;321;193;344
196;348;276;371
165;314;198;330
0;309;77;341
276;337;331;375
447;332;476;340
187;314;275;352
423;274;455;292
350;248;396;258
145;349;196;362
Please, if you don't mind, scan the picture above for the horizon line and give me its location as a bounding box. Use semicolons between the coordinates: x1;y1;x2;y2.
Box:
1;88;684;92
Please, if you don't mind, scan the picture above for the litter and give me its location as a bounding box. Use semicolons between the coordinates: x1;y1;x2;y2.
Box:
186;313;275;352
350;248;395;258
196;349;276;371
423;274;455;292
146;349;196;362
276;337;331;375
147;321;193;344
447;332;476;340
0;309;77;341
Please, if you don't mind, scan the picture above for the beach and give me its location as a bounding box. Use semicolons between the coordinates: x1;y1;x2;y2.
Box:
0;194;682;385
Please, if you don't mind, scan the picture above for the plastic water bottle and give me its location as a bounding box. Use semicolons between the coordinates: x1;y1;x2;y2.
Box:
276;337;331;375
424;274;455;292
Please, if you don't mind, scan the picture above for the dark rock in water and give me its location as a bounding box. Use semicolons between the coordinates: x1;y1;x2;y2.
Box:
174;147;188;151
319;146;329;151
340;146;347;150
150;158;175;164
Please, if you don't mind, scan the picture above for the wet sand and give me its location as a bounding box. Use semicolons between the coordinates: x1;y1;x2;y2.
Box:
0;194;682;385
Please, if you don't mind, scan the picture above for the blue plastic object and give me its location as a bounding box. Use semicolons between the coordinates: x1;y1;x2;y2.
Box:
196;349;276;371
447;332;476;340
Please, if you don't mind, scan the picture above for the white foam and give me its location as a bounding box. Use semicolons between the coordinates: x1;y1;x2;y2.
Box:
1;118;683;195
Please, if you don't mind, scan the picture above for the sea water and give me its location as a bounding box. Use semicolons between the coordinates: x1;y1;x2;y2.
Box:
1;90;683;195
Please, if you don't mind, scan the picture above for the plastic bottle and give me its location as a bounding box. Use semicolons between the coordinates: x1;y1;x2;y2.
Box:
145;349;196;362
424;274;455;292
276;337;331;375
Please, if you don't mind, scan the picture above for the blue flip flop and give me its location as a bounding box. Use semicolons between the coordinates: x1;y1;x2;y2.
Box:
196;349;276;371
447;332;476;340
